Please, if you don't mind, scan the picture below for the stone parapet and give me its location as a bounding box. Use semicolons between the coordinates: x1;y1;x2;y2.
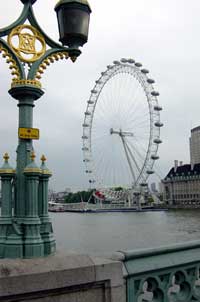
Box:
0;252;125;302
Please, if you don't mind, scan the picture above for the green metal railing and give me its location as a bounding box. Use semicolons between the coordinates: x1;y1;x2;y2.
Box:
118;240;200;301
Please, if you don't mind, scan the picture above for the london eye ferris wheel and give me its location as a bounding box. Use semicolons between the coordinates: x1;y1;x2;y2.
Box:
82;58;163;199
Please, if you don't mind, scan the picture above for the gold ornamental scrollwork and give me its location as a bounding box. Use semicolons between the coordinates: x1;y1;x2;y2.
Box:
8;25;46;63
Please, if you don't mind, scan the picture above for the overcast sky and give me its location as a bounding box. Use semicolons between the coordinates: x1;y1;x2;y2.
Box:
0;0;199;192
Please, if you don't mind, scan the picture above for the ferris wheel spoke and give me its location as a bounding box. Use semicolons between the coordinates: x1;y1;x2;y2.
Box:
120;86;142;125
125;122;149;132
92;133;109;142
95;104;114;125
92;125;109;136
130;110;150;122
94;151;107;185
133;134;150;143
132;135;151;152
131;141;150;160
94;102;120;128
124;83;144;118
100;88;116;120
131;119;150;129
125;102;148;126
152;163;164;180
115;78;137;125
95;141;114;185
92;118;112;132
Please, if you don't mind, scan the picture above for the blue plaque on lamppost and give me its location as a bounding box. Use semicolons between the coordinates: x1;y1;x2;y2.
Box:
0;0;91;259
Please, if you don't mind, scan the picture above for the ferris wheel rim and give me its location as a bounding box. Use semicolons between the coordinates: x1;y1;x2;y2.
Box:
82;58;162;197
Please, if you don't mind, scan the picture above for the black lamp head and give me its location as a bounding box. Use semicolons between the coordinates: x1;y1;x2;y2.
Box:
55;0;92;48
20;0;37;4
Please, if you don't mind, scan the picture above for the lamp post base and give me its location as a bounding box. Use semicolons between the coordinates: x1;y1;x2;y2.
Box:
40;218;56;256
0;222;56;259
0;223;23;259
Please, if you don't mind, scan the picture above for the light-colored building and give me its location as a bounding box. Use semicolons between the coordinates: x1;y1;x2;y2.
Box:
158;182;164;194
162;127;200;206
190;126;200;165
162;160;200;206
48;188;71;202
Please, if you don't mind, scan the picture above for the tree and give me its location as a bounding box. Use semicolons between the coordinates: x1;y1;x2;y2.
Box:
65;190;95;203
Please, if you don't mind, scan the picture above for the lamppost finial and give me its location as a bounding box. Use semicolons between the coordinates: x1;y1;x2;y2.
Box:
41;155;46;163
3;153;9;162
30;151;36;162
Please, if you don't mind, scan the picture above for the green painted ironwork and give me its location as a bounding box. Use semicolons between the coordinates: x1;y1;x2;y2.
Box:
120;241;200;301
0;0;89;258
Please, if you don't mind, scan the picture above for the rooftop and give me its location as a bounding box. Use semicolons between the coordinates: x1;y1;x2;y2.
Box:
164;163;200;179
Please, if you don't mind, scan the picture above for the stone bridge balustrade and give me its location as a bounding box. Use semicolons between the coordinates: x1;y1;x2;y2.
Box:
115;240;200;302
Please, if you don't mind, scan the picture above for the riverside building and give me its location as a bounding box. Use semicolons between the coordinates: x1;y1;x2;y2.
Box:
163;161;200;205
163;126;200;206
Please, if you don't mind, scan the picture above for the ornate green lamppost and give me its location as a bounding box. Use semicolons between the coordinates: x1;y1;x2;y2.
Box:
0;0;91;259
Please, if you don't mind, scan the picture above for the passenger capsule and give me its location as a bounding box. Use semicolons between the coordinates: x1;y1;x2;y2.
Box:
147;78;155;84
95;80;102;84
91;89;97;94
87;100;94;104
82;135;88;139
127;59;135;64
151;155;159;160
155;122;163;127
113;60;120;65
154;138;162;144
140;183;148;187
82;147;89;151
85;111;91;115
141;69;149;74
146;170;154;174
85;170;92;173
83;159;90;162
154;105;162;111
107;65;113;69
135;62;142;67
121;58;128;63
151;91;160;97
82;123;89;127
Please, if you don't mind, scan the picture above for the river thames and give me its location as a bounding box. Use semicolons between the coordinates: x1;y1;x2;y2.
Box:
50;209;200;257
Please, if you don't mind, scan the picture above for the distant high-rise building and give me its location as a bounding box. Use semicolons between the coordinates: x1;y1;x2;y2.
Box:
190;126;200;165
150;182;157;192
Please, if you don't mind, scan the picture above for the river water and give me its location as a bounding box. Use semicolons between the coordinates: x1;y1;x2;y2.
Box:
50;209;200;257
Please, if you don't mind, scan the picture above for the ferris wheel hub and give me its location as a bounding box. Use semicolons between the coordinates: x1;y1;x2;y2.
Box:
110;128;134;137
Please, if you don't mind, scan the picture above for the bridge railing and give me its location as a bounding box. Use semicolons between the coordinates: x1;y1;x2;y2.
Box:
116;240;200;302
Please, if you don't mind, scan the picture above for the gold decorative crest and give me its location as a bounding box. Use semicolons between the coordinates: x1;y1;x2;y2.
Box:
11;79;41;89
8;25;46;63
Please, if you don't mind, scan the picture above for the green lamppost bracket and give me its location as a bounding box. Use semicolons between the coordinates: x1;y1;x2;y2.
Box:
0;0;81;90
0;0;91;258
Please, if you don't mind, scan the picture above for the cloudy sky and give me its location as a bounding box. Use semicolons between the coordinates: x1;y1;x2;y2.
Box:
0;0;199;192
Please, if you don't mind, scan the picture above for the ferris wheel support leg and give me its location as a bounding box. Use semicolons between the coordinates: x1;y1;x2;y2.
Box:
137;195;142;211
120;136;136;184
